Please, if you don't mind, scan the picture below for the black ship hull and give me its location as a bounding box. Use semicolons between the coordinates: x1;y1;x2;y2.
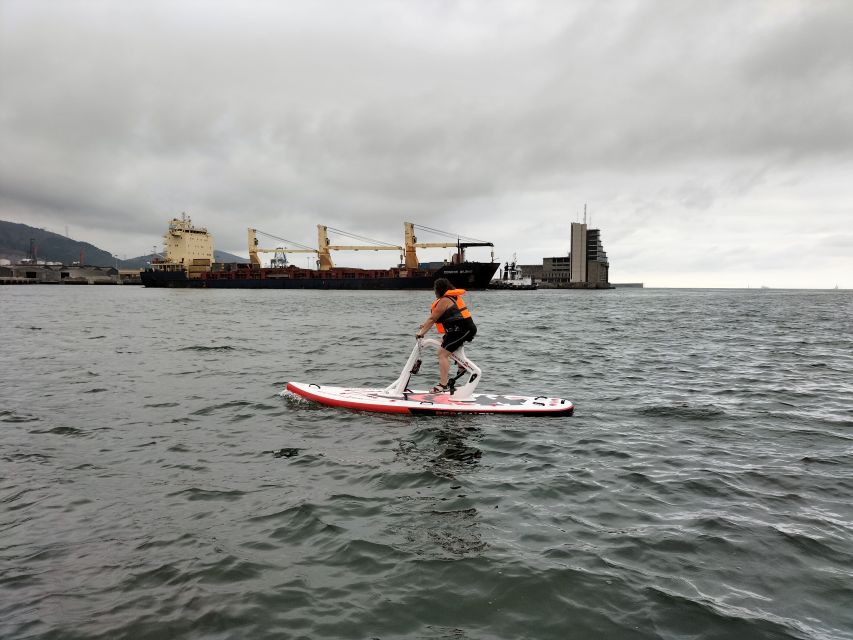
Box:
141;262;499;290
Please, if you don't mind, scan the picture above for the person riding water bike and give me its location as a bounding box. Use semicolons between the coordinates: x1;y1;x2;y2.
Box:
415;278;478;393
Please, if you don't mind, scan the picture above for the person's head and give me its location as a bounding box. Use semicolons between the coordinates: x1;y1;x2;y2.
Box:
433;278;452;298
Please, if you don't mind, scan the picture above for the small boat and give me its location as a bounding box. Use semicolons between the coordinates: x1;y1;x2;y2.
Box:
488;256;537;290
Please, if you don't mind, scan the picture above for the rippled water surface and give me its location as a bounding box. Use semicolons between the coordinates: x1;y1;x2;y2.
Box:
1;286;852;640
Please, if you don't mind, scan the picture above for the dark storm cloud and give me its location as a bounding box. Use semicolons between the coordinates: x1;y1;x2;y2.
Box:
1;0;851;284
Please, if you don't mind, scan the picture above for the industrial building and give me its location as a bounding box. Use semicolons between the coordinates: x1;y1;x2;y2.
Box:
0;262;128;284
521;222;612;289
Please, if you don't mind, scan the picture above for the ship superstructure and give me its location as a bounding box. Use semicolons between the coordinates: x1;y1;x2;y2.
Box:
149;214;214;279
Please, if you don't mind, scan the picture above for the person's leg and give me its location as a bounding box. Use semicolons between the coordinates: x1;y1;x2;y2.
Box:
438;348;450;385
441;329;469;380
436;328;469;390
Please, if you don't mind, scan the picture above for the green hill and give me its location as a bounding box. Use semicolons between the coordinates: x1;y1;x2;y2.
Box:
0;219;249;267
0;220;115;266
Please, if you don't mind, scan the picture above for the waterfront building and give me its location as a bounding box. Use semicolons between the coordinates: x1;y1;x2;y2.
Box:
0;263;121;284
520;222;612;288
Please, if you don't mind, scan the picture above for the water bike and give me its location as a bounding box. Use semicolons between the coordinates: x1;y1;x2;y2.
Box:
285;337;574;416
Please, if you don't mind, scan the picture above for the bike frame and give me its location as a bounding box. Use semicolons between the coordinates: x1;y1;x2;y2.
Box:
382;337;482;400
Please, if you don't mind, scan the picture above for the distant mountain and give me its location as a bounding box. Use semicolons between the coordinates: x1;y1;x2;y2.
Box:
215;250;249;264
0;220;115;266
0;219;250;268
121;250;248;269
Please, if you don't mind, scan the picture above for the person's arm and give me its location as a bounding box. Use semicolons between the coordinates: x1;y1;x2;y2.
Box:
416;299;451;338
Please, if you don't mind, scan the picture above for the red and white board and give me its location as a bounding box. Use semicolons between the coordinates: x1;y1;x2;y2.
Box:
285;381;574;416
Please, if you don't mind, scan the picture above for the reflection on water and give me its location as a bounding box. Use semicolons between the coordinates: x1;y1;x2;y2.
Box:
393;426;486;558
396;425;483;476
433;426;483;466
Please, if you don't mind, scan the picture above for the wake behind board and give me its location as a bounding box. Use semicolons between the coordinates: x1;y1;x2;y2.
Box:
285;382;574;416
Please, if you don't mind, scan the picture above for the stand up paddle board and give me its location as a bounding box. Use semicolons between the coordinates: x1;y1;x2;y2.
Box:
285;337;573;416
285;382;573;416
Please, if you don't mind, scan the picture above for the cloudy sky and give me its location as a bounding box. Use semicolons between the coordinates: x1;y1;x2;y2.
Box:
1;0;851;287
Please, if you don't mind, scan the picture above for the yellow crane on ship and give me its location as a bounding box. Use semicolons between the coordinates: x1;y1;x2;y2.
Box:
315;225;402;271
248;223;493;271
247;228;317;268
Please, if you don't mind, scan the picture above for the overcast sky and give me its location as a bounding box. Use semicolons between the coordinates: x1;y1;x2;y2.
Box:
1;0;851;287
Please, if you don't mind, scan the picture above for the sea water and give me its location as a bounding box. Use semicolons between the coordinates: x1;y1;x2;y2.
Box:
1;286;851;640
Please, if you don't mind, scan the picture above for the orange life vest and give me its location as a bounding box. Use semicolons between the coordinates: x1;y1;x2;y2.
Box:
431;288;473;334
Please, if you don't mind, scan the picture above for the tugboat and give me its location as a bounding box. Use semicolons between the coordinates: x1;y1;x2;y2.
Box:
141;217;499;290
488;256;537;290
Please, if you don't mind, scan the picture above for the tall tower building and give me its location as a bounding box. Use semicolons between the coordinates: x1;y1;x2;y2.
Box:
585;228;609;286
569;222;610;287
526;217;613;288
570;222;587;283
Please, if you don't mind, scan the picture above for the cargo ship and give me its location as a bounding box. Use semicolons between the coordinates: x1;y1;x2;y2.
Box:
141;216;499;290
